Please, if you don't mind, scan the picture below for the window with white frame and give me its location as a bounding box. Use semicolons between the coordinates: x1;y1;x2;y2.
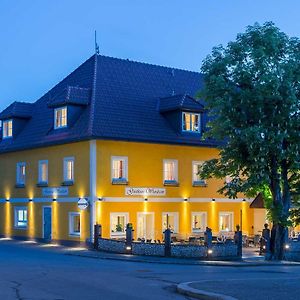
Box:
163;159;178;184
38;160;48;184
2;119;13;138
54;107;67;129
16;162;26;185
182;112;200;133
191;212;207;233
63;157;74;183
110;213;129;237
14;207;27;228
219;212;234;232
69;212;80;236
111;156;128;183
162;212;179;233
192;161;206;186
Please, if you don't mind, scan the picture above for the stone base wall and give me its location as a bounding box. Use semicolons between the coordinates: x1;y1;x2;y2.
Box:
132;242;165;256
98;238;127;254
285;241;300;261
97;238;239;260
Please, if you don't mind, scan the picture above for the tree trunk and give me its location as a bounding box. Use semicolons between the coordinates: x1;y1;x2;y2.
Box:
271;223;287;260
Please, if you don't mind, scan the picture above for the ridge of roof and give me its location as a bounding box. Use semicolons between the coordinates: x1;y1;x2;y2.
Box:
88;54;98;137
96;54;201;75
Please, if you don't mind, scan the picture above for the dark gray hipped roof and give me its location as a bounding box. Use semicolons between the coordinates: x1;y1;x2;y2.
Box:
0;54;219;153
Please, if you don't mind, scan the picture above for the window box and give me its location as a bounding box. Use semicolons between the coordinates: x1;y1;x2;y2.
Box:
193;180;207;187
62;181;74;186
15;183;25;188
163;180;179;186
112;178;128;185
36;182;48;187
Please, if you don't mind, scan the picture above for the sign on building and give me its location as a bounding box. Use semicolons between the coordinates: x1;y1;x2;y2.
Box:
42;187;69;197
78;198;89;210
125;187;166;196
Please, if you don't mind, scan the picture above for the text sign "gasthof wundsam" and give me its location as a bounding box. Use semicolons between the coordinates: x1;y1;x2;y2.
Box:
125;187;166;196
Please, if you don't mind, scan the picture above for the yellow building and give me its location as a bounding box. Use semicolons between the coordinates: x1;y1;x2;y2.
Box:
0;54;265;245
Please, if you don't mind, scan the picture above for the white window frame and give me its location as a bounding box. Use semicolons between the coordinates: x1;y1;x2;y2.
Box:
14;206;28;229
38;160;48;184
16;162;26;185
69;212;80;236
192;161;206;185
54;106;67;129
163;159;178;184
63;157;74;183
111;156;128;182
219;212;234;232
110;212;129;238
182;112;201;133
2;119;13;139
162;212;179;233
191;212;207;233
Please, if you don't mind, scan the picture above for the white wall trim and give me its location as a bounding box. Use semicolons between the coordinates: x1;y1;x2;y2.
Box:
0;197;82;203
89;140;97;241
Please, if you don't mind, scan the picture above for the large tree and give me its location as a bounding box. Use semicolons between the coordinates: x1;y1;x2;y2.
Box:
199;22;300;260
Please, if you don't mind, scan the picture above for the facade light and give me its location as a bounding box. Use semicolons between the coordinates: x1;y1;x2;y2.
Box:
52;198;57;202
285;244;290;250
6;198;9;202
184;197;188;202
29;198;33;202
126;245;132;251
212;198;216;202
144;197;148;202
207;249;213;254
242;199;246;202
98;197;103;201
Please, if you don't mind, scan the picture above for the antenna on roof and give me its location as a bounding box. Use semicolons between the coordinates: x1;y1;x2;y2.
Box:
94;30;100;55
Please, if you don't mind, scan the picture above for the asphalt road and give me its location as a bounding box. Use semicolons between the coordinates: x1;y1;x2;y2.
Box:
0;239;299;300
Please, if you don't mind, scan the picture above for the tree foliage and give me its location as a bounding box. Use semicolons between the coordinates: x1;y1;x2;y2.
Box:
199;22;300;259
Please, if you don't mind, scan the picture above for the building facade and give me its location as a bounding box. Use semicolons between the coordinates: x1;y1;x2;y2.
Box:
0;54;265;245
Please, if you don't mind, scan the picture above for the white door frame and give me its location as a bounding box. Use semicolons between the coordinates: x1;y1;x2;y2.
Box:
137;212;155;240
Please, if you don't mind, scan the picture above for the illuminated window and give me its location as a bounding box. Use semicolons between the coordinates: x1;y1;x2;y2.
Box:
14;207;27;228
219;212;234;232
192;161;206;186
54;107;67;129
110;213;129;237
38;160;48;184
111;156;128;183
191;212;207;233
69;212;80;236
63;157;74;183
162;212;179;233
16;162;26;185
163;159;178;184
3;119;13;138
182;112;200;133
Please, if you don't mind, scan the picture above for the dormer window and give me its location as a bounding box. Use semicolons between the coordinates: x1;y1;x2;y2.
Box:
54;107;67;129
182;112;200;133
3;119;13;138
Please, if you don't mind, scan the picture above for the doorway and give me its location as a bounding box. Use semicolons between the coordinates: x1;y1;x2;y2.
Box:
43;206;52;241
137;212;154;241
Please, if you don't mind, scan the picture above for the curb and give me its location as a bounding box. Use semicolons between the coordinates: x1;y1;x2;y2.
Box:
65;251;300;267
177;282;237;300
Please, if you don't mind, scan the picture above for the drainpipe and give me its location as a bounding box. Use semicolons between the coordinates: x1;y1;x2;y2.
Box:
89;140;97;243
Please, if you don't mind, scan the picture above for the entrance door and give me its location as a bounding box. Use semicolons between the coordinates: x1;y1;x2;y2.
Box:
43;207;52;240
137;212;154;241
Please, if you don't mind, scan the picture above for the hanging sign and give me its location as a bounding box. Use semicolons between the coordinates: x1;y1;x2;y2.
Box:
78;198;89;210
42;187;69;197
125;187;166;196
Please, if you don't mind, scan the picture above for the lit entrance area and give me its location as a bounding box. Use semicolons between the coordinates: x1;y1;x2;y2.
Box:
137;212;154;241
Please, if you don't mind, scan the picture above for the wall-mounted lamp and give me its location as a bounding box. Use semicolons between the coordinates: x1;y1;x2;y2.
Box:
242;198;246;202
184;197;188;202
98;197;103;201
144;197;148;202
212;198;216;202
29;198;33;202
52;198;57;202
6;198;9;202
207;249;213;255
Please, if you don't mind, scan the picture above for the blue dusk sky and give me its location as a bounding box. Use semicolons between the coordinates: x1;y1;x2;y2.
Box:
0;0;300;110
